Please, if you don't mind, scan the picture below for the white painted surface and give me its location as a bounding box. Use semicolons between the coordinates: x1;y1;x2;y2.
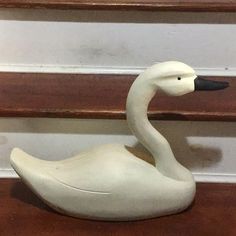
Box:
0;118;235;182
1;9;236;74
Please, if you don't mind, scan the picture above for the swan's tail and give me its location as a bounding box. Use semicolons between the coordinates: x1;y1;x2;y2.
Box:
10;148;47;186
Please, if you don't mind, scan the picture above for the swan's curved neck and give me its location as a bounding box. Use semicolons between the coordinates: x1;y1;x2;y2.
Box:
126;76;193;182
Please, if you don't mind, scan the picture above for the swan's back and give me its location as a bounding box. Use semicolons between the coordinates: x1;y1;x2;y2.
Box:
11;144;159;193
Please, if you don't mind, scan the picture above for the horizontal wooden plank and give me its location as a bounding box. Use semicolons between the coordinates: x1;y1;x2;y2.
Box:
0;179;235;235
0;72;233;121
0;0;236;12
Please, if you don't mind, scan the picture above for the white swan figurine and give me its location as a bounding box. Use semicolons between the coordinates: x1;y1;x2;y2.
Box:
10;61;228;221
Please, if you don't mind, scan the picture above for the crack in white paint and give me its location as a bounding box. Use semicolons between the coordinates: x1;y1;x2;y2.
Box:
48;173;111;195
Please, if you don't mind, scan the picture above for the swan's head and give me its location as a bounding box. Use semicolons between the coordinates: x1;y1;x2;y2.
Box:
144;61;229;96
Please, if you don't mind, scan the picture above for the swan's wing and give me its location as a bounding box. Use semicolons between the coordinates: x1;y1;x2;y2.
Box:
44;144;157;194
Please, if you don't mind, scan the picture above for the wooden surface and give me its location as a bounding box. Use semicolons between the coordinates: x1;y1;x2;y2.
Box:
1;0;236;11
0;72;234;121
0;179;235;235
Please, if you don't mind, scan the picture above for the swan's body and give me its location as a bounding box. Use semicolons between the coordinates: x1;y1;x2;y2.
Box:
11;144;194;220
10;61;228;221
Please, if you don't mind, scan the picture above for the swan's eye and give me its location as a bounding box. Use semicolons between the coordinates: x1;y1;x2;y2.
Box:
177;77;181;80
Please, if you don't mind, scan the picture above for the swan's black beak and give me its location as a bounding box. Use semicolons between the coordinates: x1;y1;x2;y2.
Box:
194;76;229;91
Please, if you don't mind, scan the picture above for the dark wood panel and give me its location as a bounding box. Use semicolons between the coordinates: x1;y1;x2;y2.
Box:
0;72;233;121
0;0;236;12
0;179;235;235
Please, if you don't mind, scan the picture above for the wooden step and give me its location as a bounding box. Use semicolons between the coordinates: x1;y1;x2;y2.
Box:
0;0;236;12
0;72;233;121
0;179;235;235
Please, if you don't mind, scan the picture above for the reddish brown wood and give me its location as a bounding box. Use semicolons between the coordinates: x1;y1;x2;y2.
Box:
0;0;236;11
0;179;235;235
0;73;234;121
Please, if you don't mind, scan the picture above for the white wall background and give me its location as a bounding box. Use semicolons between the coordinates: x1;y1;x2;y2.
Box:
0;9;236;182
1;9;236;74
1;118;236;182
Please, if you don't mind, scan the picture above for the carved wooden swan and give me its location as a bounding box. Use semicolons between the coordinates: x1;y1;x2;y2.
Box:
10;61;228;221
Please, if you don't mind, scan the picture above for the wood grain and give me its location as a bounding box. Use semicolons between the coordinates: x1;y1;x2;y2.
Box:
0;72;233;121
0;179;235;236
0;0;236;11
